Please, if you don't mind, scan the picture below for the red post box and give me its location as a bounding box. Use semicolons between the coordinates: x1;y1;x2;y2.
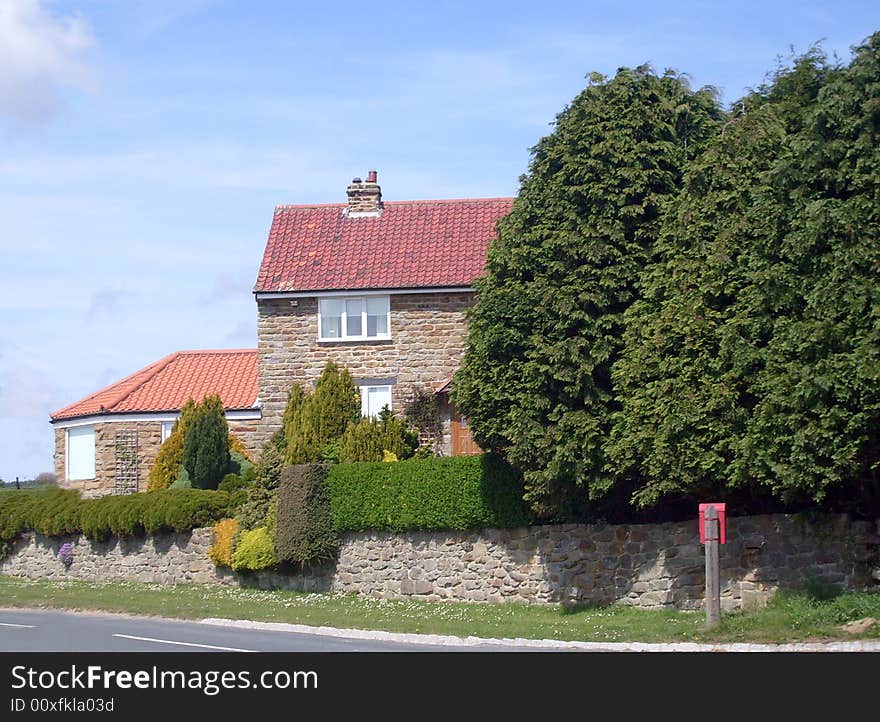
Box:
699;503;726;545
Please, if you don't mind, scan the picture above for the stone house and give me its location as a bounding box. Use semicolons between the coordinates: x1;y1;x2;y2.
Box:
50;349;260;497
50;172;512;495
253;171;513;455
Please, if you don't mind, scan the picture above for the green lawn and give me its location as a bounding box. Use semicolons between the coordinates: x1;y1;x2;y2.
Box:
1;575;878;643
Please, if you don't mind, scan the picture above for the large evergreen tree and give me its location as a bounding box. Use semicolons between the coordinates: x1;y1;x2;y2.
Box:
608;52;834;507
611;35;880;514
453;66;721;519
739;34;880;512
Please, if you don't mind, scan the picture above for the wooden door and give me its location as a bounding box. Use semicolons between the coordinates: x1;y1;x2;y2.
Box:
451;409;481;456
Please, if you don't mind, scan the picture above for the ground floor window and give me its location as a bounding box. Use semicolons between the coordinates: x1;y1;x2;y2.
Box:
66;425;95;480
360;385;392;418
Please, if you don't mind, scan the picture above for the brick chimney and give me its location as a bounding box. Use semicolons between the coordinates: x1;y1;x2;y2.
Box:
345;170;382;215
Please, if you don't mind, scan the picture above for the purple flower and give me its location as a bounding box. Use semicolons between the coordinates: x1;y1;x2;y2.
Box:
58;542;74;568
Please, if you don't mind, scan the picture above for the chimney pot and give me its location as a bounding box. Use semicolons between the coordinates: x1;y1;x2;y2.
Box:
366;170;377;183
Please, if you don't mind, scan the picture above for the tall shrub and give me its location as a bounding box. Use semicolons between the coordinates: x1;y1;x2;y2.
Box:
236;439;284;530
183;395;230;490
281;384;309;462
286;360;360;464
275;463;338;566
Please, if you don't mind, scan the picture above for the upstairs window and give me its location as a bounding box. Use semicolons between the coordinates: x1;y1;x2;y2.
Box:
318;296;390;341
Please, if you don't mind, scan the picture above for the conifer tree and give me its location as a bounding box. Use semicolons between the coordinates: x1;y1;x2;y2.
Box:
453;66;721;519
611;36;880;513
286;361;360;464
183;395;230;490
237;439;285;529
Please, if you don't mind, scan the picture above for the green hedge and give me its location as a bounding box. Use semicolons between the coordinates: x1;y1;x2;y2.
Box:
327;454;533;532
275;464;338;566
0;488;238;543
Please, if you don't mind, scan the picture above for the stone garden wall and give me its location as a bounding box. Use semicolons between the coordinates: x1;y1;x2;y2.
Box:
2;513;876;610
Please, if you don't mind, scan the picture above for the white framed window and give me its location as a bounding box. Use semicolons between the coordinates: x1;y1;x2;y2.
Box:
318;296;390;341
66;425;96;481
161;421;176;443
360;385;392;418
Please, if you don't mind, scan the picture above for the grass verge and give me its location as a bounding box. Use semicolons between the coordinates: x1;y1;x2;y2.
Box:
1;575;878;644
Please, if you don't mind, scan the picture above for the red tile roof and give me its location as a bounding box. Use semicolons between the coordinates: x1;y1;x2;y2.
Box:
51;350;259;421
254;198;513;293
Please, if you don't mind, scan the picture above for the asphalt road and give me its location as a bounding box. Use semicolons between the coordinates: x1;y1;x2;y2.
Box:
0;609;563;652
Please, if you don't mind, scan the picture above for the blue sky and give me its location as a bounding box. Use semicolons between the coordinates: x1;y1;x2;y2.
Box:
1;0;878;481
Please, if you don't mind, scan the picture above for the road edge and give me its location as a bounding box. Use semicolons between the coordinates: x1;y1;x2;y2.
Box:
200;617;880;652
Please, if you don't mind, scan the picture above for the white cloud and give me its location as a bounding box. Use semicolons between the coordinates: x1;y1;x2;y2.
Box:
0;0;94;125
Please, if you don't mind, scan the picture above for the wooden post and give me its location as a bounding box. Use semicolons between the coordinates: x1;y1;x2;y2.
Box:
704;504;720;628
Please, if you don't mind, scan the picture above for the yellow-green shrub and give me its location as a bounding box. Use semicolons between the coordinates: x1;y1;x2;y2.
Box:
338;409;417;463
208;517;238;568
147;399;197;490
230;526;276;571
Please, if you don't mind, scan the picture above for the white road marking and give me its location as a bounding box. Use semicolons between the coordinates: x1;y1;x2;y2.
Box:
0;622;36;628
112;634;255;652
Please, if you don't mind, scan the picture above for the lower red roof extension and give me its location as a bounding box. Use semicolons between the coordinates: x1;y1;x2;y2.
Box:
50;349;259;421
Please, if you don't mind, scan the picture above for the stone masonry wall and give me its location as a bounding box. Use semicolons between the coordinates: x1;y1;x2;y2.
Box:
56;421;163;498
255;293;473;454
3;514;876;610
2;528;222;585
224;417;262;460
56;418;262;498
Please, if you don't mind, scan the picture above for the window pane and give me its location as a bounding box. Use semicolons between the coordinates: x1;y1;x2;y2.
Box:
366;386;392;418
320;299;343;338
68;425;95;480
161;421;175;443
346;299;362;336
366;296;389;336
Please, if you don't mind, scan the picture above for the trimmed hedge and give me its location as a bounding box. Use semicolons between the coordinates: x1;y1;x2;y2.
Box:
0;488;238;543
275;464;338;566
327;454;533;532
